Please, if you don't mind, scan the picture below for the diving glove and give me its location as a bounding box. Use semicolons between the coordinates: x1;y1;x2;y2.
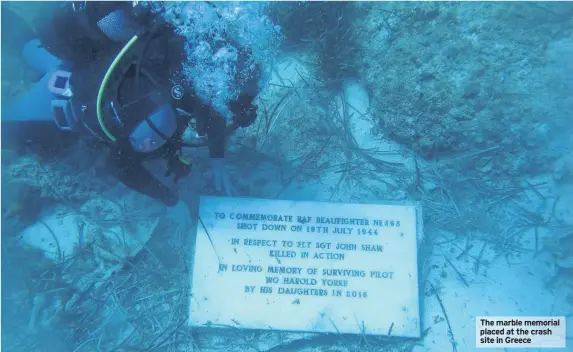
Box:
229;93;257;128
165;155;191;184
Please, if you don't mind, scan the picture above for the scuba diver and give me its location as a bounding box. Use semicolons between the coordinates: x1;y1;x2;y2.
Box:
1;1;261;207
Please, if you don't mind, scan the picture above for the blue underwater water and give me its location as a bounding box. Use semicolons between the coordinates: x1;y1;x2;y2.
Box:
1;1;572;351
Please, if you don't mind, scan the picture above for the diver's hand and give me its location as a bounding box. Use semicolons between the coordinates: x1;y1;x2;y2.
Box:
210;158;237;196
165;200;192;229
228;93;257;128
165;155;191;184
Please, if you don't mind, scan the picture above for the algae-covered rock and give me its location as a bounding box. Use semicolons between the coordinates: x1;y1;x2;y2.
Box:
553;154;573;184
355;2;573;178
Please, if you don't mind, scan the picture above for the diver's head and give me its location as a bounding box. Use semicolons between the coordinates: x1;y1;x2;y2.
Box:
106;61;179;152
128;103;178;153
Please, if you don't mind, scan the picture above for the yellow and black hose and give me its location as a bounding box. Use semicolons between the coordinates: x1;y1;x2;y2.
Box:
96;34;140;142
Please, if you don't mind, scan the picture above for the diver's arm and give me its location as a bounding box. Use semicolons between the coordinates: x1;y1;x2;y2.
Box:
228;73;260;130
163;27;229;158
109;147;178;206
226;40;261;128
228;37;263;101
201;103;227;158
239;62;262;103
175;87;227;158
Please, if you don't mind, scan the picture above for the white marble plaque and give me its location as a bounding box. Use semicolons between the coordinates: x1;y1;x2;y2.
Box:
189;197;422;337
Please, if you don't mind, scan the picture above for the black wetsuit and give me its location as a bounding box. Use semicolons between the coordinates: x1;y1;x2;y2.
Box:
36;3;259;206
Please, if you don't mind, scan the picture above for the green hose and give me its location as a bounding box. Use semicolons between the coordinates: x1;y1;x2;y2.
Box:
96;34;140;142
